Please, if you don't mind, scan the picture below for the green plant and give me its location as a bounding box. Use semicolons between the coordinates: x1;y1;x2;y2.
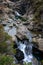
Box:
24;62;32;65
0;54;14;65
0;25;14;54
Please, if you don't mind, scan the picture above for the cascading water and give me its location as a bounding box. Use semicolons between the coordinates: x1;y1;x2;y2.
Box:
3;17;42;65
3;11;41;64
4;24;33;63
18;41;33;63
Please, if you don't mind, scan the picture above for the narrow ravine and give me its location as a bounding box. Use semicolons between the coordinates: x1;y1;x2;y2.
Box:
0;0;43;65
3;22;35;65
2;9;41;64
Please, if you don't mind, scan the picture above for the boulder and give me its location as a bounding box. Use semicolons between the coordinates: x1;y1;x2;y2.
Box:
16;33;28;42
9;0;19;2
13;43;18;49
0;10;3;14
32;46;43;61
15;49;24;61
2;21;7;26
32;38;43;50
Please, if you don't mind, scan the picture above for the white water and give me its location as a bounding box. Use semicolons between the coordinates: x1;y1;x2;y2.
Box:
25;30;33;42
3;17;33;63
4;25;33;63
18;41;33;63
4;26;17;37
15;11;21;16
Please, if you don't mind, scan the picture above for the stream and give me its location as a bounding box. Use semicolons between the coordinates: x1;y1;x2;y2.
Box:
3;22;33;63
3;12;40;64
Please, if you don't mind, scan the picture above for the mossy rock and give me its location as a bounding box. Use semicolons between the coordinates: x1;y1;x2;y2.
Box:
24;62;32;65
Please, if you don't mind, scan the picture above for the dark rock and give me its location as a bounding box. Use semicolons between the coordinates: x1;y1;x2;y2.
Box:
23;22;30;26
2;24;7;26
16;35;22;42
22;40;28;45
41;33;43;38
33;23;43;32
0;20;2;24
18;0;32;15
4;3;10;8
40;10;43;22
27;25;33;31
13;43;18;49
12;11;15;14
0;10;3;14
15;49;24;61
10;0;19;2
16;35;29;43
17;4;26;15
38;24;43;31
37;28;42;32
32;47;43;61
32;42;39;48
0;0;3;2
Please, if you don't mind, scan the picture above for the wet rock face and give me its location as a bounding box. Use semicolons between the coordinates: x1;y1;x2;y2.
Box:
32;47;43;61
16;35;29;43
9;0;19;2
17;4;26;15
0;10;3;14
15;0;30;15
15;49;24;61
13;43;18;49
38;24;43;31
40;10;43;22
12;0;32;15
28;23;43;33
0;0;3;2
32;42;39;48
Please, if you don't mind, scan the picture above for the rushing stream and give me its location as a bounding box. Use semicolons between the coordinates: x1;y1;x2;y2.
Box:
3;11;41;64
18;42;33;62
3;20;42;65
4;24;33;63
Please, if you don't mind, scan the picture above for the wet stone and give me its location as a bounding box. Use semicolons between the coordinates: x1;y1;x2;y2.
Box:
17;4;26;15
32;46;43;61
0;10;3;14
13;43;18;49
15;49;24;62
32;42;39;48
2;24;7;26
10;0;19;2
0;0;3;2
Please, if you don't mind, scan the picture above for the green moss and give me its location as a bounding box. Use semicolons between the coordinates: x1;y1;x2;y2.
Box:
0;54;14;65
24;62;32;65
5;33;12;41
0;41;8;53
0;30;14;53
12;49;16;54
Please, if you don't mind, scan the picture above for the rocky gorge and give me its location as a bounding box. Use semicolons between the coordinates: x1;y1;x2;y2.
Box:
0;0;43;65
